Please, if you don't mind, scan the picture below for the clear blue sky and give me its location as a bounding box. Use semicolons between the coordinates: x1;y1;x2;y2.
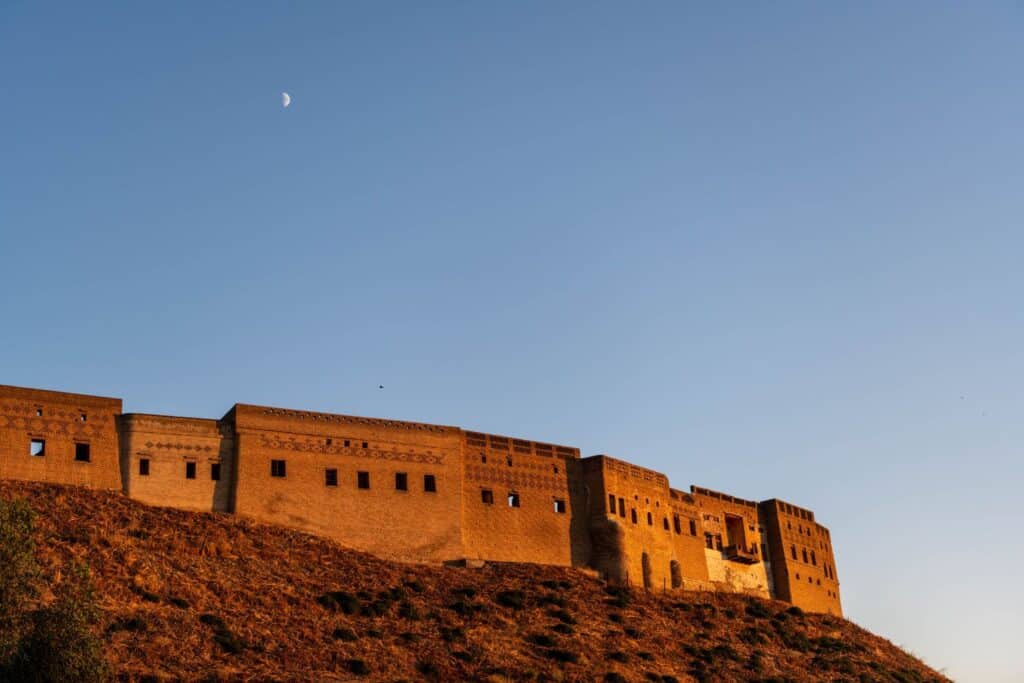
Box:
2;3;1021;680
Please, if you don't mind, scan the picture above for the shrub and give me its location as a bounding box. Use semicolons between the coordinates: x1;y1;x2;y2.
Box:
399;632;420;643
346;659;370;676
0;499;40;661
745;601;773;619
199;613;246;654
495;590;526;610
447;599;482;616
538;593;567;608
332;627;358;642
415;660;440;681
527;633;556;648
549;609;576;625
403;579;425;593
604;586;631;609
452;650;473;662
452;586;478;599
608;612;623;623
107;616;147;633
540;579;560;590
440;626;464;642
168;597;190;609
604;674;628;683
550;623;575;635
318;591;361;615
542;648;579;664
398;601;421;620
606;651;628;663
785;605;805;617
637;651;654;661
8;563;109;682
623;626;641;638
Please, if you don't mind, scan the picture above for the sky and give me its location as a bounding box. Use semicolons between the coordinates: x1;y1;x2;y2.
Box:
1;3;1022;680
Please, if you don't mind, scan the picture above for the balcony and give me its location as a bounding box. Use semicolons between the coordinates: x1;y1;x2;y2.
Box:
723;544;759;564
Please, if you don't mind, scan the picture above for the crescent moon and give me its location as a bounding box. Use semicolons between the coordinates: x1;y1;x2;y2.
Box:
282;92;291;108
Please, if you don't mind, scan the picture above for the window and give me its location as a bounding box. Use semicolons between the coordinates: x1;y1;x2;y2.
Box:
715;534;723;551
618;498;626;518
271;460;286;478
673;515;681;534
663;517;669;531
760;543;766;556
802;549;809;563
506;457;513;467
29;439;45;457
608;494;616;514
481;455;487;463
139;458;150;476
74;443;90;462
186;462;197;479
552;465;559;474
791;545;797;560
361;441;368;449
395;472;408;491
344;440;350;447
705;533;714;549
796;573;800;580
689;519;697;536
424;474;437;493
811;551;817;566
481;489;494;505
325;469;338;487
36;408;43;417
80;413;87;422
646;512;653;526
326;438;332;446
210;463;221;481
553;499;566;514
507;492;520;508
630;509;638;524
357;471;370;489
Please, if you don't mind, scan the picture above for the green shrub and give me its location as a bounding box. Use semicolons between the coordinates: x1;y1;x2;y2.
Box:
0;499;39;660
167;597;189;609
785;605;805;617
604;673;627;683
9;563;109;682
745;601;773;619
542;648;579;664
318;591;361;615
527;633;556;647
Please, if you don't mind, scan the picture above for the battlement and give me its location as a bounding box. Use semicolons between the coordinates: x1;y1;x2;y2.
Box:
0;383;843;615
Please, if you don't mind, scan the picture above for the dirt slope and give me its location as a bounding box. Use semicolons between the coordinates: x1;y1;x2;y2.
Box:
1;481;946;683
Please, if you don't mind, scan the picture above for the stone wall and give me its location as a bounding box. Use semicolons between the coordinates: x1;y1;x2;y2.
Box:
0;385;121;490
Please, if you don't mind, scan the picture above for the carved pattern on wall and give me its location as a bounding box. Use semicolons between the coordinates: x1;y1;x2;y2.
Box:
465;465;566;492
259;408;450;434
0;413;105;439
125;415;225;437
256;436;445;465
144;441;216;454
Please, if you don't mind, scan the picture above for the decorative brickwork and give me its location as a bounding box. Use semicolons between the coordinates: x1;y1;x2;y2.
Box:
0;384;843;615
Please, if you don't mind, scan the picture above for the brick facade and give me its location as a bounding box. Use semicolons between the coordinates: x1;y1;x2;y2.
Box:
0;384;843;615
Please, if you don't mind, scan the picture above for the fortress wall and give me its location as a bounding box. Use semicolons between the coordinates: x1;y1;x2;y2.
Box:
690;488;771;597
0;385;122;490
118;413;235;512
231;405;464;562
759;499;842;615
666;490;711;584
460;431;579;566
584;455;681;591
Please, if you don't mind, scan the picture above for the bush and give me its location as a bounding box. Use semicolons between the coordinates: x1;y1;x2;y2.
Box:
604;674;627;683
346;659;370;676
0;499;40;660
623;627;641;638
604;586;631;609
452;586;478;599
745;601;773;619
549;609;576;625
415;660;440;681
332;627;358;642
606;651;628;663
107;616;147;633
550;623;575;635
637;651;654;661
440;626;464;642
403;579;425;593
8;563;109;682
318;591;361;615
199;613;246;654
785;605;805;617
527;633;556;648
398;601;421;620
495;590;526;610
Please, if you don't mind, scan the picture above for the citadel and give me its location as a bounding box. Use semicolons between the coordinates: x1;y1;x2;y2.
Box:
0;383;841;615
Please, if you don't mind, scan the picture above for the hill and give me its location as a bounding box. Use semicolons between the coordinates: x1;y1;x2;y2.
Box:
0;481;946;682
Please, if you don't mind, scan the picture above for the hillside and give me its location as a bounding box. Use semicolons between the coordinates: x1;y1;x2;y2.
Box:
1;481;946;683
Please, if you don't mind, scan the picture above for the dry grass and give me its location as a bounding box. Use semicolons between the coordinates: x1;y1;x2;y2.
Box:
2;480;948;683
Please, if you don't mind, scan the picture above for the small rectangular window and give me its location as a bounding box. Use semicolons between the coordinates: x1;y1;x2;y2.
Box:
553;499;566;514
210;463;221;481
631;509;638;524
29;439;45;457
423;474;437;493
361;441;368;449
395;472;408;491
481;489;494;505
80;413;87;422
74;443;90;462
344;440;350;447
35;408;43;417
186;462;197;479
608;494;616;514
705;533;714;549
689;519;697;536
673;515;682;534
357;471;370;489
139;458;150;476
647;512;653;526
508;492;520;508
618;497;626;518
325;468;338;487
271;460;286;478
663;517;669;530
